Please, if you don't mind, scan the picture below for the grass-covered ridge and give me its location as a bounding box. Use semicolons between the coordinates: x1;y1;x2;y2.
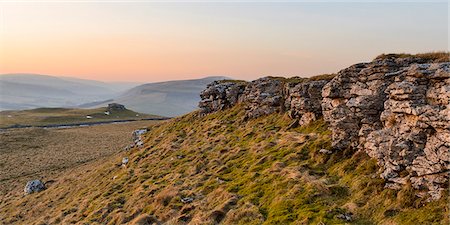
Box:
0;107;162;128
374;52;449;62
1;106;448;224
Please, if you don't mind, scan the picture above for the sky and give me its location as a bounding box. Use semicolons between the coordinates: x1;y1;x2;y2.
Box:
0;1;448;82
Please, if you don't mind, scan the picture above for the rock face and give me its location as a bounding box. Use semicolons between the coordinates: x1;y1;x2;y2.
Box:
198;54;449;200
285;80;329;125
364;63;450;200
240;78;285;119
24;180;45;194
199;77;324;122
322;57;419;150
198;81;246;115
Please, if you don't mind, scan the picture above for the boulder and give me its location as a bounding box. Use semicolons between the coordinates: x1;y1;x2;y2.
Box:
24;180;45;194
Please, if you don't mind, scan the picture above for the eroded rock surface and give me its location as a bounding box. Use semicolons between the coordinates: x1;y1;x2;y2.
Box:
364;63;450;200
198;55;449;199
285;80;329;125
198;81;246;115
24;180;45;194
240;78;285;119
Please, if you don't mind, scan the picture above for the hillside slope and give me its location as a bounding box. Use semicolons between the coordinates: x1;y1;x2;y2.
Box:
1;53;448;224
84;76;228;117
1;106;447;225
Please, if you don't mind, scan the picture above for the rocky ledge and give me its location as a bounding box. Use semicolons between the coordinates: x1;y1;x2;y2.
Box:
199;53;449;200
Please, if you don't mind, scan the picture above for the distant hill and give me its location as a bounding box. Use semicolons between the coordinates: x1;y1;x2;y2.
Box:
83;76;229;117
0;74;142;110
0;104;162;129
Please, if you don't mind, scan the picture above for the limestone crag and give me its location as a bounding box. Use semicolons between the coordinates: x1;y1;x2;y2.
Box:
240;77;285;119
198;54;449;200
321;57;428;151
364;63;450;200
198;81;246;115
285;80;329;126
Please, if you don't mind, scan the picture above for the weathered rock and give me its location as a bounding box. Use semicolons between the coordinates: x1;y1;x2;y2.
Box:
24;180;45;194
122;157;129;165
319;149;333;154
285;80;329;125
198;80;247;115
364;62;450;200
240;77;285;119
336;213;353;222
322;57;447;151
181;197;194;204
132;128;148;147
198;55;449;200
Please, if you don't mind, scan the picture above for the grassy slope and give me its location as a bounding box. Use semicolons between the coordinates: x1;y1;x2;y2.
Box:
0;107;162;128
0;120;159;197
1;106;448;224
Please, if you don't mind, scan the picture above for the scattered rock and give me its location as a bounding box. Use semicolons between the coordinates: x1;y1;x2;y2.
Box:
319;149;333;154
24;180;45;194
132;129;148;148
181;197;194;204
122;157;129;165
336;213;353;221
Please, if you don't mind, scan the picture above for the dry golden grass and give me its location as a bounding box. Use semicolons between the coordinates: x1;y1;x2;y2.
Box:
375;52;449;62
0;106;447;225
0;107;162;128
0;120;159;199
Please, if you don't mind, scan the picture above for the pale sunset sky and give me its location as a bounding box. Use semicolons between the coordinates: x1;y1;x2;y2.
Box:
0;1;448;82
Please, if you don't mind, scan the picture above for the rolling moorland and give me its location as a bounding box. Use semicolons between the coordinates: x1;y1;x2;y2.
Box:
83;76;228;117
0;104;163;129
0;74;227;117
0;53;448;224
0;74;140;110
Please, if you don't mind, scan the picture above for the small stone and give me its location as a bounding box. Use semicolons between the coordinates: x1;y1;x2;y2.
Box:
24;180;45;194
122;157;129;165
336;213;352;221
319;149;333;154
181;197;194;204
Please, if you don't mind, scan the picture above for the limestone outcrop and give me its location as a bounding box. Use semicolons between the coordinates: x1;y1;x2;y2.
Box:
364;63;449;200
240;77;285;119
198;81;246;115
285;80;329;125
198;53;449;200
